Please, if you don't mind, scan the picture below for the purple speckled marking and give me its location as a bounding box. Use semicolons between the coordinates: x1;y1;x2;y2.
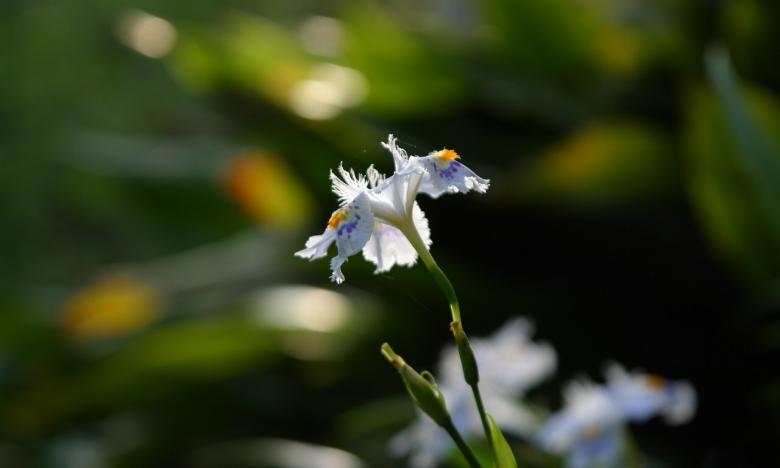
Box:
338;219;359;239
433;161;461;180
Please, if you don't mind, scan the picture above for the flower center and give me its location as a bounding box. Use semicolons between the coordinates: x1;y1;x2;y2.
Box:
327;208;348;229
646;374;666;390
582;425;601;440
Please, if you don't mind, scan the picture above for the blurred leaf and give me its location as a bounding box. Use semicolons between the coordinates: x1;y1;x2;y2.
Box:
5;283;378;433
487;414;518;468
191;438;368;468
706;47;780;230
170;13;313;104
3;311;278;434
66;132;237;180
125;230;293;294
337;396;415;441
723;0;780;87
342;5;467;116
685;48;780;280
482;0;598;84
515;122;674;205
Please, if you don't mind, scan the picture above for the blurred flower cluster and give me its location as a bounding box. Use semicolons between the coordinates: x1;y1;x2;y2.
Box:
391;319;696;468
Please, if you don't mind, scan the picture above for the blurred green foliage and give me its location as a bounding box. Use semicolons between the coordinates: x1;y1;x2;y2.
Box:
2;0;780;466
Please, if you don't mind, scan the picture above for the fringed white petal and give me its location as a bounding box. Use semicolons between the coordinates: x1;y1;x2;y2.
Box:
412;202;432;248
366;164;385;188
294;229;337;260
329;255;347;284
361;224;416;273
417;155;490;199
381;134;410;173
328;192;374;283
361;202;431;273
330;163;369;206
296;192;374;284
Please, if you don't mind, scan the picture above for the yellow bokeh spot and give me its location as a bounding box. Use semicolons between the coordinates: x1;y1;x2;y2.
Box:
436;148;460;161
225;153;312;229
546;128;609;183
62;275;161;341
595;26;641;77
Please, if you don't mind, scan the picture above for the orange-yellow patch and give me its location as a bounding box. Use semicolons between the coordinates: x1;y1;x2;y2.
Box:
436;148;460;161
61;274;162;341
327;208;347;229
646;374;666;390
582;425;601;440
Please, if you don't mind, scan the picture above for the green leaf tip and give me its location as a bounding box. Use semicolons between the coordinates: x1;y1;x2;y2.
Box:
487;413;518;468
380;342;396;362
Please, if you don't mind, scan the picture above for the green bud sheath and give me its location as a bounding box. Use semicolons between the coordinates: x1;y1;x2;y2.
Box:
381;343;451;427
451;321;479;386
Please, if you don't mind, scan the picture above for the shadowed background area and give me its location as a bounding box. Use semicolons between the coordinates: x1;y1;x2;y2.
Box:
1;0;780;466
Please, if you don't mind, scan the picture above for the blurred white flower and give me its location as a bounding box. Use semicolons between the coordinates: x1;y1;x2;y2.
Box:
296;135;489;283
537;365;697;468
604;363;697;425
390;318;556;468
536;382;624;468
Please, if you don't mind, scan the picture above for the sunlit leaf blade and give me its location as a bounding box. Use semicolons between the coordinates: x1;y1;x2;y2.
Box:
191;438;368;468
705;46;780;240
487;413;518;468
686;47;780;280
516;122;673;206
342;5;466;116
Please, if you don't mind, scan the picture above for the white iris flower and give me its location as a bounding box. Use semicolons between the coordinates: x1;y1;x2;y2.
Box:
537;366;697;468
295;135;489;283
536;382;624;468
604;363;697;425
390;318;556;468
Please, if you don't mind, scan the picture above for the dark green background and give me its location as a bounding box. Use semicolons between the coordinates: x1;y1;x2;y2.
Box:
2;0;779;466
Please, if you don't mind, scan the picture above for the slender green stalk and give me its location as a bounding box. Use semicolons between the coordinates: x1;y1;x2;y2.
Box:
399;223;461;323
443;420;483;468
400;222;495;454
470;383;493;450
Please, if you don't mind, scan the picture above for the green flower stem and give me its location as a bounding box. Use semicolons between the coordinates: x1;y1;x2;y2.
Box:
443;420;484;468
470;382;493;452
400;222;495;454
399;223;461;323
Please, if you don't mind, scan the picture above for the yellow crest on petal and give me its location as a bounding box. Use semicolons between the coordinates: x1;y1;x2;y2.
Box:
327;207;348;229
435;148;460;161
